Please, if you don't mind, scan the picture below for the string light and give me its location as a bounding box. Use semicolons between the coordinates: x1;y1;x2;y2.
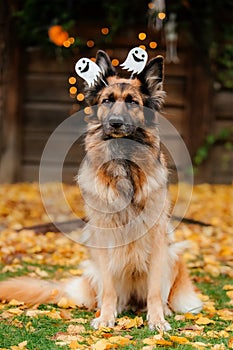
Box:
68;37;75;44
90;57;96;62
112;59;119;67
69;76;76;85
77;93;85;102
138;32;147;41
63;40;71;48
84;107;92;115
69;86;77;95
101;27;109;35
148;2;155;9
139;45;146;50
149;41;157;49
158;12;166;20
87;40;95;48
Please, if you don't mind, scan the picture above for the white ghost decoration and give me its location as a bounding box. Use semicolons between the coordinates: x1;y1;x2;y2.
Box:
121;47;148;75
75;58;102;87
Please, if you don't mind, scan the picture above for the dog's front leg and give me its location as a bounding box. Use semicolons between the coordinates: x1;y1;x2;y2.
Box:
91;252;117;329
147;234;172;331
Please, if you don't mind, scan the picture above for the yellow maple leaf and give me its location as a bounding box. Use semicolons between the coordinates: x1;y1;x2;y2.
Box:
217;308;233;321
69;340;85;350
57;297;76;309
117;316;143;329
92;339;116;350
228;337;233;349
143;338;173;346
226;324;233;332
67;324;85;334
169;335;190;344
195;316;215;325
8;299;24;306
7;308;24;316
226;291;233;300
109;336;132;346
69;269;83;276
223;284;233;291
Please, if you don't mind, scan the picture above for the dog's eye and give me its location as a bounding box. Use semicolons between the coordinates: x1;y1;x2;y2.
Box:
128;100;139;108
102;99;111;104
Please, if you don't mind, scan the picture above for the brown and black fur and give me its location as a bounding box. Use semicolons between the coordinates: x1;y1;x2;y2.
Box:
0;50;202;331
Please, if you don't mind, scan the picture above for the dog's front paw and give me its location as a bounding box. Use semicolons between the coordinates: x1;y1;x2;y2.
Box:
91;315;116;329
147;314;171;332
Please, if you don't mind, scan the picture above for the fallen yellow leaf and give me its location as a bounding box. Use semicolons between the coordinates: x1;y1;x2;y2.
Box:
195;316;215;325
169;335;190;344
217;308;233;321
108;336;132;346
143;338;173;346
57;297;76;309
117;316;143;329
8;299;24;306
223;284;233;291
7;308;24;316
228;337;233;349
226;291;233;299
226;324;233;332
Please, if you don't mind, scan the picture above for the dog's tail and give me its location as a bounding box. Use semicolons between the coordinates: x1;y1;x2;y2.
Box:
0;276;96;308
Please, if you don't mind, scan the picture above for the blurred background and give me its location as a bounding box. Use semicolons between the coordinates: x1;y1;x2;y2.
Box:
0;0;232;184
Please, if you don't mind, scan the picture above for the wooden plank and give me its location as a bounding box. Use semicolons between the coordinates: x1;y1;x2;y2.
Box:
214;91;233;120
23;101;74;128
25;73;71;103
22;131;85;164
0;2;23;183
162;107;187;137
164;76;186;107
21;163;78;183
213;120;233;134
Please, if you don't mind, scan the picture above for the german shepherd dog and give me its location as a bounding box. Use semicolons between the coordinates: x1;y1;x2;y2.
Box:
0;51;202;331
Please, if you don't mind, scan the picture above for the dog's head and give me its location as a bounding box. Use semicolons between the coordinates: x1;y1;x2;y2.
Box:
84;50;165;139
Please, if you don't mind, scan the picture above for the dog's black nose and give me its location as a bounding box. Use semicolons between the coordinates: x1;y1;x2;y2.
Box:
108;116;124;128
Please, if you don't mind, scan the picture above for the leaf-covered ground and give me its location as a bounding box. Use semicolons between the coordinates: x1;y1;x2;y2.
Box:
0;183;232;350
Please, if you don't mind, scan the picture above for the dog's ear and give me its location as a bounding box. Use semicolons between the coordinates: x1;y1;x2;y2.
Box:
138;55;165;112
84;51;116;106
138;55;164;93
96;50;116;78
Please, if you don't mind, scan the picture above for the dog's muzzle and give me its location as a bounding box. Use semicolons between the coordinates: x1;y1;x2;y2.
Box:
103;115;135;138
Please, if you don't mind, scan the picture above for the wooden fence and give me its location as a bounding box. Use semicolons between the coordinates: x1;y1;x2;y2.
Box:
0;22;232;183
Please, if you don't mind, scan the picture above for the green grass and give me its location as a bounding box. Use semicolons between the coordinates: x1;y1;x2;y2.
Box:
0;264;232;349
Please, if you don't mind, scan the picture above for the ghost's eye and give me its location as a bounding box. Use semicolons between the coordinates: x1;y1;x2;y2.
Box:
135;50;138;54
142;54;145;58
82;59;86;64
78;67;81;70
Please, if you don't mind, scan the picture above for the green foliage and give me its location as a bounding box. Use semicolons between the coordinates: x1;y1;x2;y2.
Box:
193;127;233;167
8;0;233;88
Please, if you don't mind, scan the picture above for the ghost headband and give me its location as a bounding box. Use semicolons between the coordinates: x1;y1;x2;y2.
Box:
75;58;107;87
75;47;148;86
